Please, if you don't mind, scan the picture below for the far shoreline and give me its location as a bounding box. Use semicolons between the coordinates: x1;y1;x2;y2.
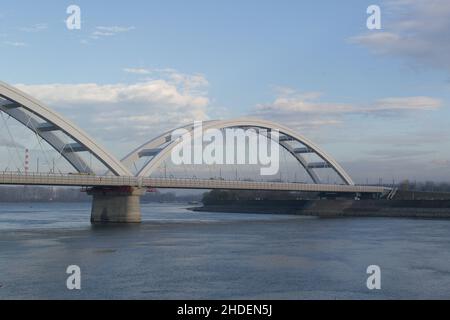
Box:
191;199;450;219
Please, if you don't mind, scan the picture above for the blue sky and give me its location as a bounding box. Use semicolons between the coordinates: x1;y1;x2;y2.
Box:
1;0;450;182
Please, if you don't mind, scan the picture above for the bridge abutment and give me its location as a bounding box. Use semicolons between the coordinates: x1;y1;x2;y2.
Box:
88;187;145;223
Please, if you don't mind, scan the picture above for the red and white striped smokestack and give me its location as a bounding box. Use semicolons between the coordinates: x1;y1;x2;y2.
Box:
24;148;29;174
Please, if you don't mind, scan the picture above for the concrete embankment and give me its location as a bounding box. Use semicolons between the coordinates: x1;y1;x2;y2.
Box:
192;199;450;218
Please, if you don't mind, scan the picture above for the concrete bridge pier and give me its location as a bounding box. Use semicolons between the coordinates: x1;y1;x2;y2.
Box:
88;187;145;223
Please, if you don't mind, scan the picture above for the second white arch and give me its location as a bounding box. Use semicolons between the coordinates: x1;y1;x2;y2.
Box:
122;118;355;185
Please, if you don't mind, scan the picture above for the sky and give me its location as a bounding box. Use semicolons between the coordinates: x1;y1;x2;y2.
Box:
1;0;450;183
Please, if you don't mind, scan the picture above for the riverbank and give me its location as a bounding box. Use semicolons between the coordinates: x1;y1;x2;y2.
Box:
192;199;450;218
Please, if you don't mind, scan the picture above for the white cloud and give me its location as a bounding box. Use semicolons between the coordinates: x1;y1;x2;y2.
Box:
373;96;441;111
90;26;135;39
15;71;211;145
124;68;209;95
123;68;151;75
252;87;442;129
16;81;208;107
19;23;47;33
92;31;115;37
255;91;354;114
350;0;450;72
96;26;136;33
3;41;27;47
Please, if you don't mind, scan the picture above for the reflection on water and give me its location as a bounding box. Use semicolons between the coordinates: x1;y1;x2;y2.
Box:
1;202;450;299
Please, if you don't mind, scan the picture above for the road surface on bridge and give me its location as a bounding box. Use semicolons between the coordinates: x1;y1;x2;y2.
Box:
0;172;390;194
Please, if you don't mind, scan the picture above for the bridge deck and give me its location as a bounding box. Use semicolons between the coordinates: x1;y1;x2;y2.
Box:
0;173;390;194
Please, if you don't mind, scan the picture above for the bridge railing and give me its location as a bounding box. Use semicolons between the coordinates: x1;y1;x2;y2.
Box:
0;171;391;193
0;171;138;187
142;177;391;193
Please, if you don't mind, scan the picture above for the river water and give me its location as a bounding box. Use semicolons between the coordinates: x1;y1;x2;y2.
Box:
0;202;450;299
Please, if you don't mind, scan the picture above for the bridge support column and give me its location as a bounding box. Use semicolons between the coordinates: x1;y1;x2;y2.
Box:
88;187;145;223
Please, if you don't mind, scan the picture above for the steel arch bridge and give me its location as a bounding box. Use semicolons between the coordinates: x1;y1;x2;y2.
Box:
0;81;390;222
121;119;355;185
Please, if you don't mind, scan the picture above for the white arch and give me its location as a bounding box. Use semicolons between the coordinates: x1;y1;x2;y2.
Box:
0;81;131;176
122;118;355;185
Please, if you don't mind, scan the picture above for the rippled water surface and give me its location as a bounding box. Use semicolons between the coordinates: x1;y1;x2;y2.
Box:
1;202;450;299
